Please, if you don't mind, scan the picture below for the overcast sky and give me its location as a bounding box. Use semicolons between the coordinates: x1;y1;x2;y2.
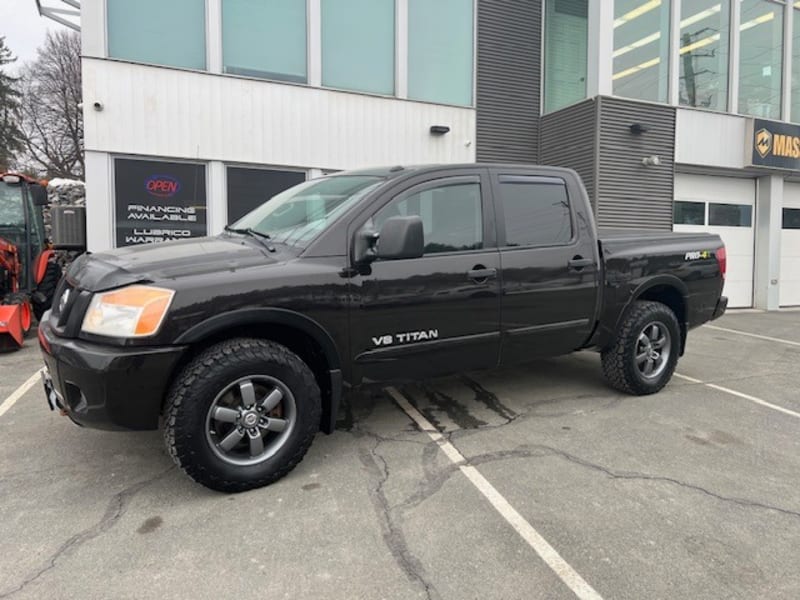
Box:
2;0;69;72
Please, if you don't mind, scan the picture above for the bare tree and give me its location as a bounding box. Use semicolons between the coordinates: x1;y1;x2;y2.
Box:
0;36;23;172
19;30;83;179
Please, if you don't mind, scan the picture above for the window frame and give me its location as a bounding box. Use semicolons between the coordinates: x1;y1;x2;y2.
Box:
492;174;578;250
708;202;753;227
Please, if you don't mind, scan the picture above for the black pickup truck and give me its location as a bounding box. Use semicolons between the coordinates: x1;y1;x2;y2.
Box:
39;164;727;492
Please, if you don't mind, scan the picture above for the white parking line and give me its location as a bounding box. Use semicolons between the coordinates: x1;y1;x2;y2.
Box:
704;325;800;348
386;386;604;600
0;369;43;419
674;373;800;419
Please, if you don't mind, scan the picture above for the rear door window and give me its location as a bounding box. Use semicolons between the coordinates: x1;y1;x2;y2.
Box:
498;177;573;247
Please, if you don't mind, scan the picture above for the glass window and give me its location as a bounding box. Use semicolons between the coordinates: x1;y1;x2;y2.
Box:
499;180;573;246
222;0;307;83
374;182;482;254
226;167;307;223
322;0;395;95
613;0;671;102
674;201;706;225
784;208;800;229
0;183;25;226
739;0;783;119
408;0;473;106
678;0;730;111
107;0;206;70
234;176;383;249
792;9;800;122
709;203;752;227
114;159;208;247
544;0;589;113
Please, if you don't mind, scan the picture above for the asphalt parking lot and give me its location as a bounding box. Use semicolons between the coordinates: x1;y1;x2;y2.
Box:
1;311;799;599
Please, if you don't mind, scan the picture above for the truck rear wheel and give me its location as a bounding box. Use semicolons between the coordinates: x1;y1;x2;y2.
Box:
164;338;321;493
601;300;680;395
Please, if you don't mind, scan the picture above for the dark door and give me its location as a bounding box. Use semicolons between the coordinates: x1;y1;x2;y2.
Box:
492;172;600;364
348;172;501;383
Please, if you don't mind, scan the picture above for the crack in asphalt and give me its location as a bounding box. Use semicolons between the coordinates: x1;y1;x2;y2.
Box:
0;466;175;599
458;443;800;522
355;429;437;600
525;444;800;521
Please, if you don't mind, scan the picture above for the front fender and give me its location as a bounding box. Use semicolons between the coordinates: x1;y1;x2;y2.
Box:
174;307;342;371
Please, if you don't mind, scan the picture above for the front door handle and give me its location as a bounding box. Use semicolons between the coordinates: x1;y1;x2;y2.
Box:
467;266;497;283
568;256;594;271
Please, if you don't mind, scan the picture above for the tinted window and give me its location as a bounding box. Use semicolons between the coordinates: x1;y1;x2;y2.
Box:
709;203;752;227
227;167;306;223
322;0;395;95
107;0;206;70
374;182;482;254
784;208;800;230
500;181;572;246
408;0;473;106
674;201;705;225
222;0;307;83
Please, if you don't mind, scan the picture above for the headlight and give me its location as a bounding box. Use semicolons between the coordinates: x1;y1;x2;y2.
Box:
81;285;175;338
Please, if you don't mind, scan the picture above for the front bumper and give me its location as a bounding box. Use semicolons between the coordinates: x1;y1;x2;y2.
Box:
39;322;186;430
712;296;728;321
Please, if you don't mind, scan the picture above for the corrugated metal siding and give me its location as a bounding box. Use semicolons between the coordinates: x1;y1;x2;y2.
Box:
82;58;477;170
539;98;597;208
596;96;676;230
476;0;541;163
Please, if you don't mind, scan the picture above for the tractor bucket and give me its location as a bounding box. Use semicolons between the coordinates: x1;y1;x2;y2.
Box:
0;304;25;351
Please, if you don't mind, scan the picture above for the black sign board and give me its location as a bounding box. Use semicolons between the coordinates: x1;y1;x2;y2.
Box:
114;158;207;247
746;118;800;171
227;167;306;223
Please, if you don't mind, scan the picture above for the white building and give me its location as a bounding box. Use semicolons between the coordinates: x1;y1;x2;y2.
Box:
61;0;800;308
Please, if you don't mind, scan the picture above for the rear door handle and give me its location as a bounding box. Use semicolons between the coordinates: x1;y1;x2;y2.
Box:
568;257;594;270
467;267;497;282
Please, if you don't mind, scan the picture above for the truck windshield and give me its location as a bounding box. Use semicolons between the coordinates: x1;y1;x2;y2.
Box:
0;182;25;227
231;175;383;249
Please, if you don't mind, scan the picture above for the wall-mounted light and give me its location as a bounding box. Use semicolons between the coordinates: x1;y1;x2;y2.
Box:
629;123;648;135
641;155;662;166
430;125;450;136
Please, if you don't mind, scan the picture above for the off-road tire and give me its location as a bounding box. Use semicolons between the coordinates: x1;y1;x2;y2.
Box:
164;338;321;493
32;261;62;322
601;300;680;395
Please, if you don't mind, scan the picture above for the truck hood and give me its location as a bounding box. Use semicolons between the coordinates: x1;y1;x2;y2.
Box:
67;236;279;292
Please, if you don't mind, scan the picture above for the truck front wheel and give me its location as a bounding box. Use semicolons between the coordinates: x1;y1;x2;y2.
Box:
164;338;321;492
601;300;680;395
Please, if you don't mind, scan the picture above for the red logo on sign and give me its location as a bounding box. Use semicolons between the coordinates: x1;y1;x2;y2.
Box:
145;175;181;198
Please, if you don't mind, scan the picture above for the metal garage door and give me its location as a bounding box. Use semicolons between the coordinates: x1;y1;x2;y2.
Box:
674;174;755;308
781;183;800;307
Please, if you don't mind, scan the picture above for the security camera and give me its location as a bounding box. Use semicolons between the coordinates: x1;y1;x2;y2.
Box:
641;155;661;166
93;101;104;112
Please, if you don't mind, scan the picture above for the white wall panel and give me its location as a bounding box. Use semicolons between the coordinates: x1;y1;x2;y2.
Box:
675;109;747;170
82;58;476;171
781;183;800;306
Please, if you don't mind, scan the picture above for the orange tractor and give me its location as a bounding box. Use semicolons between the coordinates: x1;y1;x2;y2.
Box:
0;173;62;350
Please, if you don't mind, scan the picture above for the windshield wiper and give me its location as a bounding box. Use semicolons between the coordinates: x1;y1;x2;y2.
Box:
224;225;275;251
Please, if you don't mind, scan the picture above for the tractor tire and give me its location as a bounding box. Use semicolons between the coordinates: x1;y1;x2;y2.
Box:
32;261;62;322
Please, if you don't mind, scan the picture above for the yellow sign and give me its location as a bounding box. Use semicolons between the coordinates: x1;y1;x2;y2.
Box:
755;128;772;159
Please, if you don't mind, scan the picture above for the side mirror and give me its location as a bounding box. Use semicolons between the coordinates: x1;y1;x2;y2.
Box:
30;184;49;207
376;216;424;260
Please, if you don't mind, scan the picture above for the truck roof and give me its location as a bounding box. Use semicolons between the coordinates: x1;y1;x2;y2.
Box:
330;163;578;180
